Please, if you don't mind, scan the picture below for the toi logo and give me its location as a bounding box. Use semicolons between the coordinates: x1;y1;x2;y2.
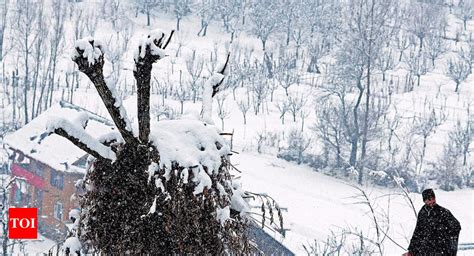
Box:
8;208;38;239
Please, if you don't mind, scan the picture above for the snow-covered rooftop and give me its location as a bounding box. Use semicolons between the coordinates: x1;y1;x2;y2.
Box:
4;101;116;173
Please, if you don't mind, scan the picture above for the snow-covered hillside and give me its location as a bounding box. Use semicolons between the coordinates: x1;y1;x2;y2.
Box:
0;0;473;254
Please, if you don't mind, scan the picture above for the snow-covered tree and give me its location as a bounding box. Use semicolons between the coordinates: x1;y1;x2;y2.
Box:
48;31;253;254
278;129;311;165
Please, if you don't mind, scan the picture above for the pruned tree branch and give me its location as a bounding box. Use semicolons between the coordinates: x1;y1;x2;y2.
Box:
201;53;231;124
53;128;112;161
72;38;136;145
212;53;231;97
134;30;174;143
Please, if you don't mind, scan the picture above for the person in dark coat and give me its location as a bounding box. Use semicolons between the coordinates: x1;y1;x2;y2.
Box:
405;189;461;256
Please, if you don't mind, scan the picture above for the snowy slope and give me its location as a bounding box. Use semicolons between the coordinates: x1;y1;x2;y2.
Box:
237;152;473;255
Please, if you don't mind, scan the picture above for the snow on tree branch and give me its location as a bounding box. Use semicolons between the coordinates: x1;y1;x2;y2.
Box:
47;117;116;161
72;37;136;145
133;29;175;143
201;53;230;124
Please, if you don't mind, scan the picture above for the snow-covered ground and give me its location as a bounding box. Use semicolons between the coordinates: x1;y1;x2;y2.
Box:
237;152;473;255
0;0;473;254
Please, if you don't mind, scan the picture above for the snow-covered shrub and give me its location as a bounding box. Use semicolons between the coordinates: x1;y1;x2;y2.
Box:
427;121;472;191
255;131;282;154
277;129;311;165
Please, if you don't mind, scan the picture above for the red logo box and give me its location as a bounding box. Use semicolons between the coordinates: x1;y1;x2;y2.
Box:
9;208;38;239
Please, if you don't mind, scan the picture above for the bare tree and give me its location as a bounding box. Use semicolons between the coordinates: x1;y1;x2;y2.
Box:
275;50;299;96
249;0;279;51
455;0;473;30
29;2;47;120
409;2;442;54
249;71;268;115
237;98;250;125
172;0;191;31
306;34;328;74
287;93;306;122
216;93;230;130
186;50;204;103
424;32;448;67
343;0;396;184
446;50;471;93
396;31;412;62
412;106;446;174
218;0;243;41
0;0;9;61
175;70;188;114
196;0;217;37
376;47;396;82
135;0;161;26
13;0;44;124
275;99;288;125
39;0;65;113
405;48;431;87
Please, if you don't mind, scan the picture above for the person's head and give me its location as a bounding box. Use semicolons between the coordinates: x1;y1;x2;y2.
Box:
422;188;436;207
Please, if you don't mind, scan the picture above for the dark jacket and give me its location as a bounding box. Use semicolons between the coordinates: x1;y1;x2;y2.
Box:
408;204;461;256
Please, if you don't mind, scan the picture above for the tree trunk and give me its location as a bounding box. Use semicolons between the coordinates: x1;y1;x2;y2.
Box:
147;9;151;26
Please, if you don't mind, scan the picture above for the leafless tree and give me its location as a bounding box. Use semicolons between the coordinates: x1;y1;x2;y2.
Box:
172;0;191;31
216;93;230;130
275;99;288;125
412;106;446;174
287;93;306;123
185;50;204;103
344;0;396;184
0;0;9;61
405;48;431;87
455;0;473;30
196;0;217;37
446;50;471;93
175;70;188;114
135;0;162;26
424;32;448;67
409;2;442;54
37;0;66;115
376;47;396;82
396;31;412;62
13;0;43;124
249;71;268;115
306;34;328;74
249;0;279;51
237;98;250;125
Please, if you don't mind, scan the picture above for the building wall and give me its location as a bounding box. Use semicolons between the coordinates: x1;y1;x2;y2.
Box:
10;152;83;242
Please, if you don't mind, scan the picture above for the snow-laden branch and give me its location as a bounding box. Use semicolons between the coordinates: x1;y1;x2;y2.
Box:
47;117;116;161
72;37;136;145
201;53;230;124
133;29;175;143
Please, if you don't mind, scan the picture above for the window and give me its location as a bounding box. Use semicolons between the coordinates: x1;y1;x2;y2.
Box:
54;201;63;221
29;161;45;177
50;170;64;190
14;180;29;206
14;185;22;205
